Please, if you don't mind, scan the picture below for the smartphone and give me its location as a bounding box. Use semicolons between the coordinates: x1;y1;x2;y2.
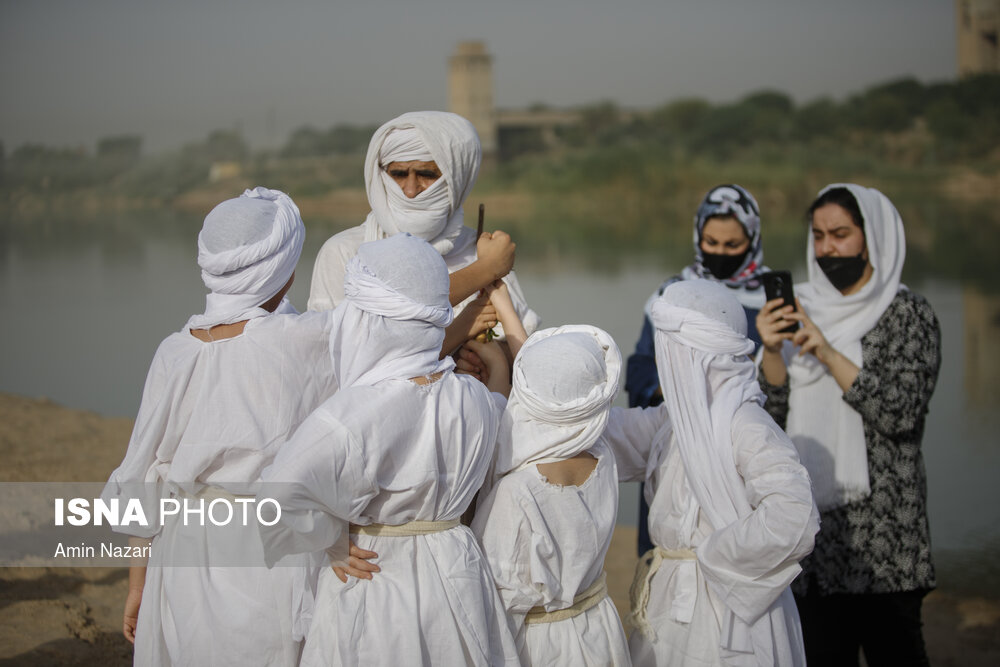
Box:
761;270;799;334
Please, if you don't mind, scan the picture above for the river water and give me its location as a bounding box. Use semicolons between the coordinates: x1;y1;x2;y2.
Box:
1;209;998;586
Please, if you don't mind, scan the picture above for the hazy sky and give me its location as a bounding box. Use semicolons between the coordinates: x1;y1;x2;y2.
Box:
1;0;956;154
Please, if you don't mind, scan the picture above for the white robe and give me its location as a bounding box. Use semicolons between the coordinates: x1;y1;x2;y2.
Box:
101;310;338;667
607;404;816;667
473;439;632;666
260;373;520;666
307;224;540;342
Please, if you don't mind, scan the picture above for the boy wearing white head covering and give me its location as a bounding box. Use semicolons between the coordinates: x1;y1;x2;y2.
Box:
260;234;520;666
102;187;339;666
608;280;819;667
472;325;634;666
307;111;539;353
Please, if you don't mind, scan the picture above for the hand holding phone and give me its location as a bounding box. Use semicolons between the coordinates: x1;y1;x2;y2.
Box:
761;271;799;334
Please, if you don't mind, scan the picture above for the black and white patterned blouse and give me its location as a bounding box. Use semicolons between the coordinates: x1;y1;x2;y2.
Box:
759;289;941;595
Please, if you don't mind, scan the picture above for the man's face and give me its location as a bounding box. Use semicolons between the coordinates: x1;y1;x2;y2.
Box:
384;161;442;199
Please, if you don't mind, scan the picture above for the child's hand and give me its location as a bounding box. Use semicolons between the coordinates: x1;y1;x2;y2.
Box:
332;540;380;583
463;339;511;397
455;346;490;384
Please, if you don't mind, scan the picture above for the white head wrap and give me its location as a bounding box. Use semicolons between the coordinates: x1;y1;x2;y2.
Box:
187;187;304;329
494;326;621;477
651;279;780;657
362;111;481;258
329;234;455;389
786;183;905;510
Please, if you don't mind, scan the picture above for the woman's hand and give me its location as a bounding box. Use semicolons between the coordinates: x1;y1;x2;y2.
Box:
786;300;833;362
331;541;380;583
123;585;142;643
756;297;796;353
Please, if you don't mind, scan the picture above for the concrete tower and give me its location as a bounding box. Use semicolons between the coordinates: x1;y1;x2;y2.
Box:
449;41;497;155
957;0;1000;76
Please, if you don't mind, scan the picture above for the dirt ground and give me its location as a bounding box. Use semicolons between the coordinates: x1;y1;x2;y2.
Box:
1;392;998;665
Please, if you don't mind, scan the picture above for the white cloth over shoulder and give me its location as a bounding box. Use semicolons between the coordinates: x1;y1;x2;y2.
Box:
190;187;305;329
607;279;818;667
785;183;906;510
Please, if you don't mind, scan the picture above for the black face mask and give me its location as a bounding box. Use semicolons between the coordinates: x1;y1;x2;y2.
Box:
817;253;867;291
702;250;749;280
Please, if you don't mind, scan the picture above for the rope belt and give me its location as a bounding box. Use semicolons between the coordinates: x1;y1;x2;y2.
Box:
349;519;461;537
628;546;697;640
524;572;609;625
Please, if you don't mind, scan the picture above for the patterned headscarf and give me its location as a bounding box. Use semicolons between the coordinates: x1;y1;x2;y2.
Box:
682;184;766;292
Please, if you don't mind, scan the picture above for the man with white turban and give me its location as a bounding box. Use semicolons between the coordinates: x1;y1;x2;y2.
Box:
472;325;635;665
308;111;539;355
102;187;340;666
260;233;520;666
609;279;819;667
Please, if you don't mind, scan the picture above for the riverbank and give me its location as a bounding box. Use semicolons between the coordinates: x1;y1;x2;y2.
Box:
1;392;998;664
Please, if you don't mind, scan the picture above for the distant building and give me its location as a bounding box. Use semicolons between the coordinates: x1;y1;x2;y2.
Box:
449;42;497;154
957;0;1000;75
448;41;582;160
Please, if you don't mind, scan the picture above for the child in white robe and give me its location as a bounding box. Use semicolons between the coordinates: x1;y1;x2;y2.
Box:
471;324;635;666
101;187;338;666
258;233;520;666
610;280;819;667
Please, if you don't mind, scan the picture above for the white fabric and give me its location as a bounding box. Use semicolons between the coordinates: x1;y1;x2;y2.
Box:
364;111;481;256
259;375;519;666
331;235;455;388
101;309;339;665
190;187;305;329
473;442;631;666
495;325;621;477
607;279;818;666
785;183;906;510
606;403;817;667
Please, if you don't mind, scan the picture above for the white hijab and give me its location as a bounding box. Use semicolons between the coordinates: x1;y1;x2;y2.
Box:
188;187;304;329
362;111;481;261
787;183;906;511
329;234;455;389
651;279;782;661
494;326;621;477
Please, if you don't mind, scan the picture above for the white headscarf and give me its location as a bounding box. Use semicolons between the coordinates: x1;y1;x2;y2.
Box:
787;183;906;511
494;326;621;477
651;279;780;660
188;187;304;329
329;234;455;389
362;111;481;259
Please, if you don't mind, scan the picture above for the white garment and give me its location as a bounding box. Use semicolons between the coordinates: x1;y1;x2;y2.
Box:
473;440;631;666
259;374;520;666
785;183;906;510
308;225;540;339
607;403;817;667
101;309;339;666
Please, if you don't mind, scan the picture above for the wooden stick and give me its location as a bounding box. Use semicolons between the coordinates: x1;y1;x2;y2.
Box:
477;203;485;237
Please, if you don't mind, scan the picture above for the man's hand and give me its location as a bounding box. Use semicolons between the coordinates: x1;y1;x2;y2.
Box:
476;231;516;282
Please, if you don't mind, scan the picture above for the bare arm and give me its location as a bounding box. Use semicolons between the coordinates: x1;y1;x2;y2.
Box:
463;339;511;397
123;536;152;643
486;281;528;358
448;231;516;306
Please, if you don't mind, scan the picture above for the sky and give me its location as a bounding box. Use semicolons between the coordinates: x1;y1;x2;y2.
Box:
0;0;957;154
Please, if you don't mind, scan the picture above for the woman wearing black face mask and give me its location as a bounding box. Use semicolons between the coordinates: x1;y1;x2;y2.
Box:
625;184;768;556
756;184;940;667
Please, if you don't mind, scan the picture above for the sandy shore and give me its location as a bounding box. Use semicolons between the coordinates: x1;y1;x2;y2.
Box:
1;391;998;665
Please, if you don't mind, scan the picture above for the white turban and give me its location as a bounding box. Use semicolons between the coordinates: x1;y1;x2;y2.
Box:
329;234;455;388
188;187;304;329
362;111;481;257
495;325;621;477
786;183;906;510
